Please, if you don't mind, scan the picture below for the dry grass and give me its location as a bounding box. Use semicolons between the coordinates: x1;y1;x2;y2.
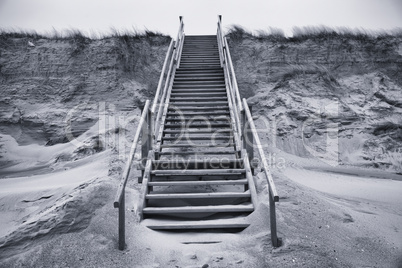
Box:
272;64;339;88
225;25;402;43
0;27;168;41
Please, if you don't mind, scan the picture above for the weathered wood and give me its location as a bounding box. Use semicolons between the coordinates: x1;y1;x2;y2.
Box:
118;193;125;250
143;204;253;214
157;150;238;156
148;179;247;187
242;149;258;210
167;106;229;111
137;151;155;220
114;100;150;208
163;129;232;134
143;218;249;230
242;98;279;201
151;168;246;176
151;39;175;114
146;191;250;199
160;143;234;148
241;106;254;173
150;174;244;181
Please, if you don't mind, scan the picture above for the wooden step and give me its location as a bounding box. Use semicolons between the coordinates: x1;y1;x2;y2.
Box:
163;129;232;134
171;89;226;93
167;106;229;111
170;93;226;97
162;136;232;141
164;122;230;128
169;102;228;106
170;97;227;102
146;191;250;200
152;159;243;169
172;85;226;89
148;179;247;187
157;150;238;156
151;169;246;176
142;204;254;214
165;117;230;121
160;143;234;148
166;111;230;116
143;218;249;230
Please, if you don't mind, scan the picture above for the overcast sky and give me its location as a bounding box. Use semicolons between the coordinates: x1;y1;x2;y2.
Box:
0;0;401;37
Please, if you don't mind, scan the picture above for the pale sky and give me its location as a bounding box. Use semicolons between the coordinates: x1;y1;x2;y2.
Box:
0;0;401;37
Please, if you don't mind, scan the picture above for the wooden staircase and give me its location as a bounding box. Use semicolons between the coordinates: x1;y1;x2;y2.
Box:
114;17;280;250
142;35;257;230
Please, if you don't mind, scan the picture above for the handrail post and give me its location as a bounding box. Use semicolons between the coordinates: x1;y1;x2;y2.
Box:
118;192;125;250
242;106;254;174
269;190;280;247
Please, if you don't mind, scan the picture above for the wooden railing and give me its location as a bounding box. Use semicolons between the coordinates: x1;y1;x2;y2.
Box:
217;15;281;247
113;16;185;250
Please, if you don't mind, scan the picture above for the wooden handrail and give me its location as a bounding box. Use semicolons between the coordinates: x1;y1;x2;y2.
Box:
242;98;279;201
224;38;243;111
114;99;151;208
218;15;280;247
154;41;177;137
151;39;175;114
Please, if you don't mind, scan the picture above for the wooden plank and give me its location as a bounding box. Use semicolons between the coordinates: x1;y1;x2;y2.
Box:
162;136;232;141
160;143;234;148
170;93;227;97
242;149;259;210
157;150;238;156
163;123;231;128
142;204;254;214
137;151;154;221
242;99;279;201
166;111;230;116
151;174;244;181
152;158;243;170
146;191;250;199
163;129;232;134
114;100;150;208
151;39;175;113
148;179;247;186
170;97;227;102
146;222;249;230
151;168;245;176
167;106;229;111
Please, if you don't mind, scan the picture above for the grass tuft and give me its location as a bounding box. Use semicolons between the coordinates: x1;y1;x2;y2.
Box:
272;64;339;88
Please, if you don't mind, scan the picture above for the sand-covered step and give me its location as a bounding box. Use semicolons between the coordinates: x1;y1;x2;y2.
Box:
143;217;250;230
152;158;244;170
170;97;227;102
167;107;229;112
163;122;230;128
166;111;230;116
148;179;248;187
142;204;253;215
171;89;226;94
165;116;231;121
151;169;245;176
146;191;250;200
170;92;226;97
160;143;234;148
173;81;225;86
163;129;232;134
175;68;223;73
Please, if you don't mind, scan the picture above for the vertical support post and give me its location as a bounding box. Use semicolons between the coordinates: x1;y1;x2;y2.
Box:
118;192;125;250
147;108;154;152
242;106;254;174
141;110;147;178
269;190;280;247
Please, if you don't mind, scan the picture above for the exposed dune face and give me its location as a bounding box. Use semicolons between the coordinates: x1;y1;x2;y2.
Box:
228;33;402;173
0;32;401;267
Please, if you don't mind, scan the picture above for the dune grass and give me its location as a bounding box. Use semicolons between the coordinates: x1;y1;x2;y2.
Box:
0;26;168;41
226;25;402;42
